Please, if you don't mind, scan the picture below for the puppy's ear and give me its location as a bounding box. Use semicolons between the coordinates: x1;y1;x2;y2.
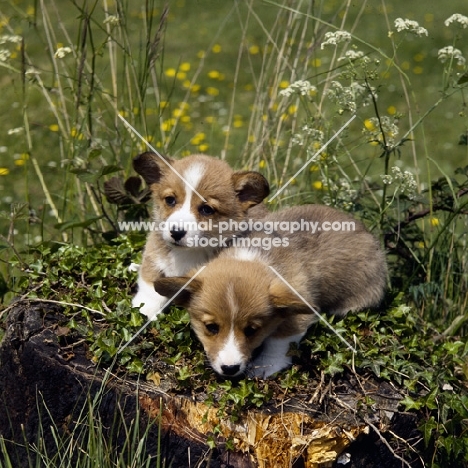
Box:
133;152;174;186
232;171;269;210
269;279;312;315
154;276;202;308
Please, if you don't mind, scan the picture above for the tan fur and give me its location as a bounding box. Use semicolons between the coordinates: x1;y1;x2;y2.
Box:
132;152;269;318
154;204;387;377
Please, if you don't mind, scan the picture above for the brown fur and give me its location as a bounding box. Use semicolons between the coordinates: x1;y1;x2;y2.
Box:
132;152;269;318
154;204;387;376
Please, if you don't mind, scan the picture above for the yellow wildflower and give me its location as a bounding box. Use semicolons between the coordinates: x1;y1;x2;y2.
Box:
364;119;376;131
208;70;220;79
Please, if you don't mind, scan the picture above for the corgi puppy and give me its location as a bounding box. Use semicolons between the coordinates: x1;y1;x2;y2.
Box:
154;204;387;378
132;152;269;319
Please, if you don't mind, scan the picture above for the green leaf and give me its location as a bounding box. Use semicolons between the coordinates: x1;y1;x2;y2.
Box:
69;168;96;183
99;165;123;177
457;71;468;85
400;395;422;411
443;341;464;355
424;387;439;410
88;146;103;160
54;216;103;231
421;416;438;446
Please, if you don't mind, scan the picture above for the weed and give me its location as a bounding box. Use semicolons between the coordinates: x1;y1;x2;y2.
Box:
0;368;163;468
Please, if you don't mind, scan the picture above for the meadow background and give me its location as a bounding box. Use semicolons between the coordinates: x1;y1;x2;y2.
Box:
1;1;468;465
1;0;468;315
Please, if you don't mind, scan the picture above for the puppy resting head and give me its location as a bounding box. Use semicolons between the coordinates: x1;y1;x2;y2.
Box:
154;258;310;377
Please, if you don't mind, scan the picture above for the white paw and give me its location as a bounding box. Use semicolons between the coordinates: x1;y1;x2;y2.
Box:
132;279;169;320
247;334;305;378
128;262;140;272
249;354;292;378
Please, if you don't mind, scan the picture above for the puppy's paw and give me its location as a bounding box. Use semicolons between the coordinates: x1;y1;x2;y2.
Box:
132;281;169;320
248;354;292;378
128;262;140;272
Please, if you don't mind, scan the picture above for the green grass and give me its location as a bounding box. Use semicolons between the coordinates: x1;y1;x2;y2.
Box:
0;364;164;468
1;0;468;466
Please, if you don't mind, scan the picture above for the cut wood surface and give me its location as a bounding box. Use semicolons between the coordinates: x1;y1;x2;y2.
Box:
0;302;422;468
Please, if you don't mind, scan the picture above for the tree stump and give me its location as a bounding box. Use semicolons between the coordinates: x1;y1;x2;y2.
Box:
0;302;422;467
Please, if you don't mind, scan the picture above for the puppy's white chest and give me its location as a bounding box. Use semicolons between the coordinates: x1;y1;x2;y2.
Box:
156;247;217;277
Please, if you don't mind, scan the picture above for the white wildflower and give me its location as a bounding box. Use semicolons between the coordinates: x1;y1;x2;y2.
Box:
291;133;305;146
338;50;365;61
291;126;324;148
0;49;11;62
103;14;120;26
327;81;375;114
25;67;41;75
444;13;468;29
351;82;375;107
321;30;352;49
302;126;324;142
0;34;22;45
383;166;417;198
364;116;399;147
381;174;393;185
394;18;428;37
279;80;317;97
335;178;358;209
326;81;355;113
7;127;24;135
438;46;466;66
54;46;72;59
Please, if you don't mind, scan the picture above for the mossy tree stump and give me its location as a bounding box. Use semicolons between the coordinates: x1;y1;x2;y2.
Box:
0;302;422;467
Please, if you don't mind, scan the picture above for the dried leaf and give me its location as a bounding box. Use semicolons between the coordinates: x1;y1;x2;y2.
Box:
104;177;132;205
124;176;143;196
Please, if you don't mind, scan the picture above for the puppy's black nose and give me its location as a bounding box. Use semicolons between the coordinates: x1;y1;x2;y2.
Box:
170;228;187;241
221;364;241;376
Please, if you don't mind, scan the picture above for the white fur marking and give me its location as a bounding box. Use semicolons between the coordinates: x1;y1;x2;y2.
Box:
132;276;168;320
163;163;206;244
226;283;239;316
158;248;215;276
128;262;140;272
214;327;245;374
232;248;261;262
250;333;306;378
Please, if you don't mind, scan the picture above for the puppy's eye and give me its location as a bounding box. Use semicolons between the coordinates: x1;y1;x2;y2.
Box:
205;323;219;335
199;204;215;216
244;326;257;337
165;196;176;207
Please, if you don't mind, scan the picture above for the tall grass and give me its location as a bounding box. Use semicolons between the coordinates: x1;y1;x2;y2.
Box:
3;0;467;316
0;368;163;468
